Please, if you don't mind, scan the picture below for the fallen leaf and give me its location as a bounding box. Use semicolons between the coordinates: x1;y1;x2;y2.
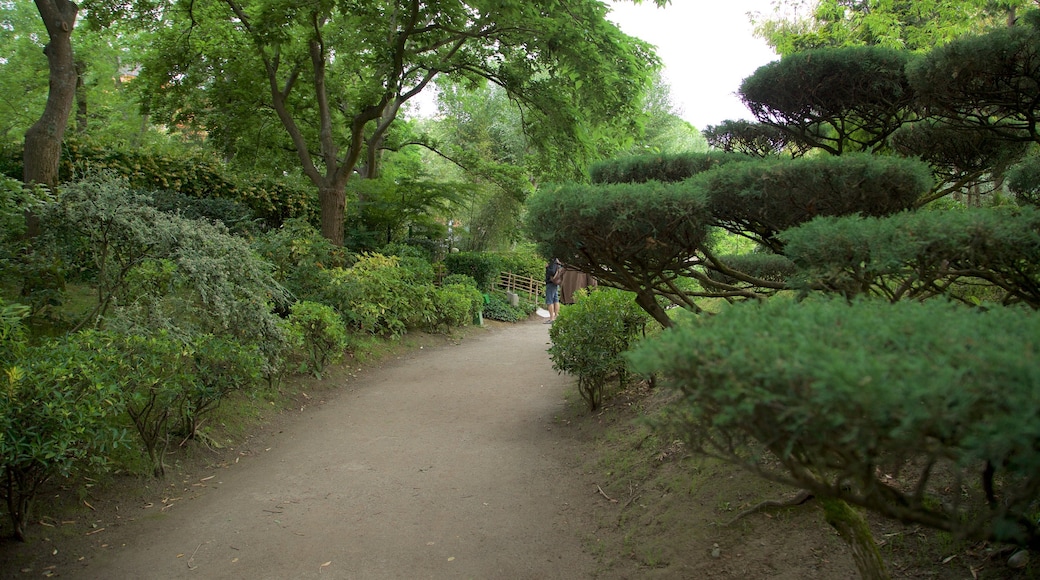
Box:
321;562;332;567
447;557;455;562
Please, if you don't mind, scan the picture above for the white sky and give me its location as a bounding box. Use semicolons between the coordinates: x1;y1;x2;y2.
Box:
607;0;780;131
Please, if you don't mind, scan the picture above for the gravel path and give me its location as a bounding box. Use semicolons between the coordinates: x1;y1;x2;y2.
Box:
52;320;607;580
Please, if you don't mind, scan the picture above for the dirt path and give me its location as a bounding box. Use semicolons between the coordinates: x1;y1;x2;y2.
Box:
45;319;615;579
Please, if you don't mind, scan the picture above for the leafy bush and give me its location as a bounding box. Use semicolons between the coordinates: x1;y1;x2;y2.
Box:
631;298;1040;550
494;247;546;281
284;301;349;379
252;217;354;305
444;251;502;291
431;283;484;331
1;329;128;540
39;174;290;365
82;330;194;478
548;288;652;411
181;334;263;438
145;189;261;236
482;293;526;322
442;273;478;288
326;253;436;337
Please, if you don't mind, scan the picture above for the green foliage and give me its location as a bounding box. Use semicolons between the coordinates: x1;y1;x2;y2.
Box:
431;283;484;331
1007;153;1040;207
1;331;128;541
494;247;546;281
702;120;810;159
631;298;1040;549
590;151;750;185
39;174;290;365
781;207;1040;307
326;253;435;337
252;218;354;305
482;294;526;322
181;334;263;438
547;288;653;411
284;301;348;379
0;139;316;228
694;153;933;251
444;252;502;292
701;253;797;291
908;13;1040;144
442;273;478;288
145;189;262;236
739;46;915;155
80;330;192;478
526;179;712;323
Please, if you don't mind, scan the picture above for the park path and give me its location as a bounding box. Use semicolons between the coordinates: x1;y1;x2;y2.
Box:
61;320;608;579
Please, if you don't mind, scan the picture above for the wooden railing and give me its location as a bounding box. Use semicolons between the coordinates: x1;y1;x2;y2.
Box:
497;272;543;305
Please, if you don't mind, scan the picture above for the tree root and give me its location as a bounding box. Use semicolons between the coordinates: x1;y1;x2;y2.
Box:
725;489;814;526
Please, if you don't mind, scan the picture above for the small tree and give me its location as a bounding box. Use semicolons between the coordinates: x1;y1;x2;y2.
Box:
547;288;652;411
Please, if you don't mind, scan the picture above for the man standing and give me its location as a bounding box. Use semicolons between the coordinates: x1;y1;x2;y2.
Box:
544;257;563;323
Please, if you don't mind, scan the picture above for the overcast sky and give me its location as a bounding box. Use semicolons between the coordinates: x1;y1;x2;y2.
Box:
607;0;780;131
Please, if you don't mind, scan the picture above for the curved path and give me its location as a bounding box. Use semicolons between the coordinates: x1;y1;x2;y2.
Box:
60;320;607;579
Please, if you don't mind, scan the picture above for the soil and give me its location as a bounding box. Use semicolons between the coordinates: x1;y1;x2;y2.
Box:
0;319;1034;579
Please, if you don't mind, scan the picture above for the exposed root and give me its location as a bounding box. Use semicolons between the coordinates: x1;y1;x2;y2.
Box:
725;489;814;526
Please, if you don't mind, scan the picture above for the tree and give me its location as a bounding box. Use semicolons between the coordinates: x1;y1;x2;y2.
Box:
738;46;916;155
702;119;810;158
907;10;1040;145
754;0;1027;57
133;0;656;245
23;0;78;191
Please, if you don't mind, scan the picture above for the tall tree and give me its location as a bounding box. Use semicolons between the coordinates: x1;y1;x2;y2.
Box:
23;0;78;190
134;0;656;246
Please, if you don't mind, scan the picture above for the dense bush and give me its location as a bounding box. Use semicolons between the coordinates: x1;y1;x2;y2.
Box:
182;334;263;438
284;301;349;379
325;253;436;337
145;189;262;236
444;251;502;291
482;293;526;322
1;325;128;541
631;298;1040;550
39;174;290;365
442;273;479;288
252;217;354;306
548;288;653;411
431;283;484;331
590;151;750;184
494;247;547;281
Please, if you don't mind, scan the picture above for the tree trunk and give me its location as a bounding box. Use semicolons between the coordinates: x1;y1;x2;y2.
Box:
25;0;79;189
635;289;673;328
821;498;891;580
319;185;347;247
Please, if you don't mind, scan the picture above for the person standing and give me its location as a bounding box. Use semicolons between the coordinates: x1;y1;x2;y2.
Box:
544;257;563;323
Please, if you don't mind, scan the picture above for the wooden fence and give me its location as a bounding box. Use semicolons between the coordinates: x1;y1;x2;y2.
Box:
497;272;543;305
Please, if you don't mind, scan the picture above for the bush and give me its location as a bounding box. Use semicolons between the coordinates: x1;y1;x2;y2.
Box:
444;251;502;291
2;329;128;541
251;217;354;305
181;334;264;438
548;288;653;411
326;253;436;337
431;283;484;331
590;151;750;184
284;301;349;379
631;298;1040;550
482;293;526;322
442;273;478;288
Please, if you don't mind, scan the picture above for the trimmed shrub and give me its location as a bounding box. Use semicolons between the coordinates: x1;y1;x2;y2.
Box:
431;283;484;331
590;151;750;184
631;298;1040;550
482;294;525;322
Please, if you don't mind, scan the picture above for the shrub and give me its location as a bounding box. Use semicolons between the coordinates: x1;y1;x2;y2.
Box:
590;151;750;184
252;217;354;305
548;288;653;411
631;298;1040;551
442;273;478;288
327;253;436;337
181;334;264;438
284;301;349;379
431;283;484;331
444;252;501;291
482;293;525;322
1;329;128;540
